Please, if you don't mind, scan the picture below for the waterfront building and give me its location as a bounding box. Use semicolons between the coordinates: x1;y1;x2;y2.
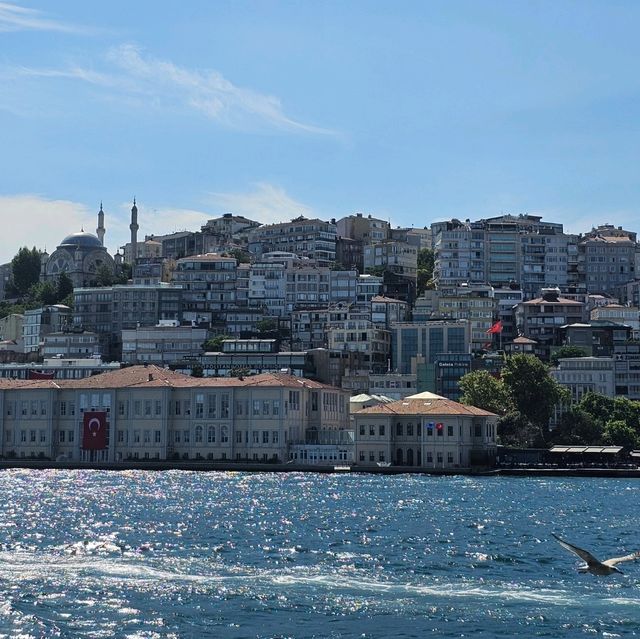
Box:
352;390;497;468
0;358;119;380
0;365;351;464
557;320;631;357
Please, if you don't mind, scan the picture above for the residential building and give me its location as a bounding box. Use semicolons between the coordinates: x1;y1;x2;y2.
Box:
0;358;119;380
370;295;409;328
247;217;337;266
590;304;640;339
121;324;208;365
578;224;638;294
23;305;71;354
42;331;100;359
514;287;585;360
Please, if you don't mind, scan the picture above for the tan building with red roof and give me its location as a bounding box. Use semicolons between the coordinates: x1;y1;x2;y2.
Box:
0;365;351;464
353;391;497;469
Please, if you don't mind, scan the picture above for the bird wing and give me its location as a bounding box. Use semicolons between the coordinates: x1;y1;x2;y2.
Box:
603;551;640;567
552;533;601;565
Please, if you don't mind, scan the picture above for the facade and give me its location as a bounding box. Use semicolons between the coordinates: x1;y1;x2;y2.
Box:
0;366;351;463
390;320;471;374
431;214;578;298
352;391;497;468
578;225;638;295
42;331;100;359
23;305;71;354
200;213;261;254
121;324;208;365
0;358;119;380
514;288;585;360
550;357;616;401
590;304;640;339
171;254;237;329
247;217;337;267
370;295;409;328
0;314;24;344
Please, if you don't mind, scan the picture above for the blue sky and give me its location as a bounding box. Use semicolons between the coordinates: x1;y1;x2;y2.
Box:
1;0;640;263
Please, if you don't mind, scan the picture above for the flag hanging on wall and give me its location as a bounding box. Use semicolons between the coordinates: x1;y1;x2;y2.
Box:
82;411;108;450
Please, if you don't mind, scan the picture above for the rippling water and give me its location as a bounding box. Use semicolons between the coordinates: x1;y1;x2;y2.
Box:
0;470;639;638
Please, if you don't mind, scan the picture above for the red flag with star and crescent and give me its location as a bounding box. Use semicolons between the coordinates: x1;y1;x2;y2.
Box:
486;320;503;334
82;411;108;450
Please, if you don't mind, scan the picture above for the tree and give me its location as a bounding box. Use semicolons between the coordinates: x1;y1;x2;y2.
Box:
203;334;231;352
56;273;74;301
29;281;57;305
416;248;435;297
256;318;277;333
501;354;569;433
10;247;41;296
190;363;204;378
603;420;639;450
95;264;116;287
459;370;511;415
228;248;251;264
550;345;589;366
551;408;602;445
498;411;541;447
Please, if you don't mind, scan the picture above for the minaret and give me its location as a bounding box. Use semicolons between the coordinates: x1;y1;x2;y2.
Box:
129;197;139;263
96;201;105;246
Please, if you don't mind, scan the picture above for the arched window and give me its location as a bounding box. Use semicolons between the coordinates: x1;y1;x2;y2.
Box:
195;425;203;443
207;425;216;443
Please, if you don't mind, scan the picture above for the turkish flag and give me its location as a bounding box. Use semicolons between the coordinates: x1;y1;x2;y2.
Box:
82;411;108;450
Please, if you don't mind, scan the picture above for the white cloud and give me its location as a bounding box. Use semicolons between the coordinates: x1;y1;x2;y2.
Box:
207;182;315;224
0;195;96;264
0;2;88;34
6;43;335;135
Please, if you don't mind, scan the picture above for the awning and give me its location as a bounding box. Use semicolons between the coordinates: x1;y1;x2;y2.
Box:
548;445;623;454
549;446;570;453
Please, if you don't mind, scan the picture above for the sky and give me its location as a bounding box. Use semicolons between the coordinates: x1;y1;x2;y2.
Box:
1;0;640;263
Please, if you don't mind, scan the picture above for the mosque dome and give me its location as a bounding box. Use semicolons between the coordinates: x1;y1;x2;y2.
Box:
58;231;103;249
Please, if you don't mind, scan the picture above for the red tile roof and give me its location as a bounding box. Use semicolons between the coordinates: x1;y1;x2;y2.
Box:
354;397;496;417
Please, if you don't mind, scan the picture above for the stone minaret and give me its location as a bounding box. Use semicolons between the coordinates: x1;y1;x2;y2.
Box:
96;201;105;246
129;197;139;263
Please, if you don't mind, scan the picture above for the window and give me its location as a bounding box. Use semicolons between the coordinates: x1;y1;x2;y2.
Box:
208;395;217;418
144;400;152;416
31;401;38;416
144;430;151;444
134;430;141;443
68;430;74;443
359;451;365;461
437;452;443;464
183;429;190;443
252;431;259;443
195;425;203;443
475;424;482;437
175;400;181;416
59;401;67;417
174;431;181;443
30;430;36;442
117;430;124;443
208;426;216;443
262;431;269;444
379;424;385;437
272;431;279;444
448;452;454;464
134;400;141;416
118;401;125;417
253;400;261;416
221;426;228;443
236;431;243;443
273;400;280;416
396;423;403;436
448;425;453;437
359;424;365;436
263;401;269;416
59;430;66;443
369;424;375;436
195;394;204;419
406;423;413;436
155;400;162;416
221;394;230;418
40;401;47;416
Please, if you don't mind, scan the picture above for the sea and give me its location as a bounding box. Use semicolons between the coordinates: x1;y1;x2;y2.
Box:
0;469;639;638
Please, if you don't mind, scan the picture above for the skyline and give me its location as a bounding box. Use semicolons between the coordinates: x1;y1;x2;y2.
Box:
2;1;640;263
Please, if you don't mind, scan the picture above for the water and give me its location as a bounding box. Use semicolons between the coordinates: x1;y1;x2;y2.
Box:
0;470;639;638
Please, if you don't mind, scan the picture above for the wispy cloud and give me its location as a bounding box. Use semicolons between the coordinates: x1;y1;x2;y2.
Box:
208;182;315;224
0;2;89;34
7;42;335;135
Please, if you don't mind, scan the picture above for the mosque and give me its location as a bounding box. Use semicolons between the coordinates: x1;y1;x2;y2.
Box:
41;201;138;288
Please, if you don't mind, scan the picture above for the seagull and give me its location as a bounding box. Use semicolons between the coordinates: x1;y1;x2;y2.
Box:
552;533;640;575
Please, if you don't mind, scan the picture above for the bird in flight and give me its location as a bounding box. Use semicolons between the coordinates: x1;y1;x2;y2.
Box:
552;533;640;575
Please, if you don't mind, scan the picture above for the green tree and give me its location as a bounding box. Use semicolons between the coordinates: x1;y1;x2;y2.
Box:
203;334;231;352
602;419;639;450
10;247;41;296
56;272;74;302
95;264;115;287
577;392;615;424
416;247;435;297
228;248;251;264
256;318;277;333
190;363;204;378
501;354;569;442
551;408;603;445
498;411;541;447
550;345;589;366
29;281;57;305
459;370;511;415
